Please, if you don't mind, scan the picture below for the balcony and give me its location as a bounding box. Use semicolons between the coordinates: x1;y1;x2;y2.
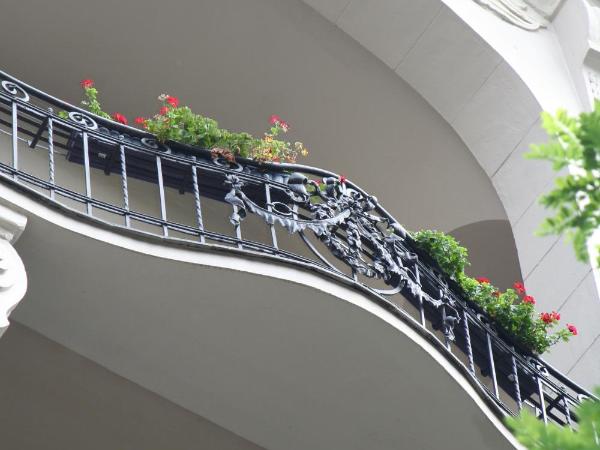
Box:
0;70;595;449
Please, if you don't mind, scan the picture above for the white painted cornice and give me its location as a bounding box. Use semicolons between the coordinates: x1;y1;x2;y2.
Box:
0;203;27;337
473;0;563;30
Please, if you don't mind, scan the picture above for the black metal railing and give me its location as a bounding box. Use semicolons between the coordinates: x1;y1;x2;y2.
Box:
0;70;595;426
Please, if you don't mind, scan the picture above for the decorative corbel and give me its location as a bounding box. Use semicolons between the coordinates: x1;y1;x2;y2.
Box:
0;203;27;338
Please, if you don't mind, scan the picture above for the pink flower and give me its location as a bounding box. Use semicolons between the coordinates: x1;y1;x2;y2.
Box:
339;175;347;184
80;79;94;89
279;120;289;132
269;114;281;125
476;277;490;284
159;106;169;115
112;112;128;125
166;96;179;108
513;282;526;295
567;324;578;335
523;295;535;305
551;311;560;321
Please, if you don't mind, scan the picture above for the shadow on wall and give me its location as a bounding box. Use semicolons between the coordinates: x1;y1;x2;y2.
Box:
450;220;522;291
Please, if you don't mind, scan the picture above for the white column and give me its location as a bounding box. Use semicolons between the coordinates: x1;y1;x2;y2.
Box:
0;203;27;338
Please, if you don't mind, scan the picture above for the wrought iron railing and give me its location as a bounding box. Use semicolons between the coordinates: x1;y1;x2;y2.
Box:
0;70;595;426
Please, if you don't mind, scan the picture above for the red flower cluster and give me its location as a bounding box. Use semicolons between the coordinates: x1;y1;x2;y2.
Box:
80;79;94;89
523;295;536;305
112;112;128;125
166;96;179;108
567;324;578;335
541;311;560;324
339;175;347;184
159;106;169;115
513;282;526;295
269;114;289;132
476;277;490;284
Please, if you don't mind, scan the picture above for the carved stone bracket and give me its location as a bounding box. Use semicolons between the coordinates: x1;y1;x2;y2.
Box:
0;203;27;338
473;0;564;31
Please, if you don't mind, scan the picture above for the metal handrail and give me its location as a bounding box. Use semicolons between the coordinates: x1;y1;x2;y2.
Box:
0;71;595;427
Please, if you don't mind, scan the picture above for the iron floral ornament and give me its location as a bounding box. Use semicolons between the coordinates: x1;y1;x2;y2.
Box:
225;173;460;342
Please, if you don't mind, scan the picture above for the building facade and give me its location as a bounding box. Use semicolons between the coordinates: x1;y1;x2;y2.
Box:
0;0;598;449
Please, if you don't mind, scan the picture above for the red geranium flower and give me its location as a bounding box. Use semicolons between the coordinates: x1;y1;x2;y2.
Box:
134;117;146;125
166;96;179;108
339;175;347;184
567;324;578;335
523;295;535;305
279;120;289;132
513;282;526;295
80;79;94;89
159;106;169;115
551;311;560;321
269;114;281;125
112;112;128;125
476;277;490;284
540;312;551;324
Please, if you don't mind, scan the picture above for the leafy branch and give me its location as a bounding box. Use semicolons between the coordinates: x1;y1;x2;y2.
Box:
526;104;600;267
506;387;600;449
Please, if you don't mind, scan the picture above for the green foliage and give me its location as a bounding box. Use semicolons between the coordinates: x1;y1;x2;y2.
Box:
411;230;469;280
143;101;308;163
526;103;600;267
506;387;600;449
80;86;111;120
69;81;308;163
411;230;575;354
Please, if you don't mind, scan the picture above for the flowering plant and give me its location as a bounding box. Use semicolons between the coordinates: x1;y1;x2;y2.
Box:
69;80;308;164
412;230;576;354
140;99;308;163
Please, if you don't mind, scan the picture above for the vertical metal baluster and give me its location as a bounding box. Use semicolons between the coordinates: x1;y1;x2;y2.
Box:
562;392;573;428
510;352;523;411
537;377;548;424
119;145;130;228
47;112;55;200
155;155;168;237
463;310;475;373
264;183;278;249
82;131;92;216
441;305;451;350
231;180;242;250
191;158;205;244
415;265;426;327
11;100;18;178
486;332;499;398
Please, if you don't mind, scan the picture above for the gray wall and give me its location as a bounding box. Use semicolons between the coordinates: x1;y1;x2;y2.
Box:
0;322;264;450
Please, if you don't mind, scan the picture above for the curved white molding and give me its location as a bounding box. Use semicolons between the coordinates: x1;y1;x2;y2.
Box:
0;181;522;450
473;0;561;30
0;203;27;337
